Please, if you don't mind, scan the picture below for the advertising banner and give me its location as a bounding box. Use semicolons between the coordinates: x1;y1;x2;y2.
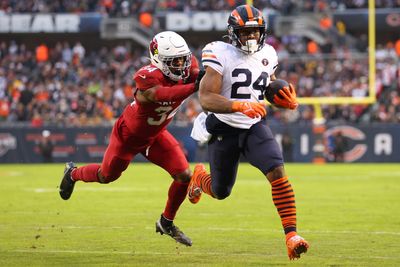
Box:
0;123;399;163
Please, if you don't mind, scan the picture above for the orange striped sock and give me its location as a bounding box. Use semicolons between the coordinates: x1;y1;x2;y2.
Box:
271;176;297;234
196;171;214;197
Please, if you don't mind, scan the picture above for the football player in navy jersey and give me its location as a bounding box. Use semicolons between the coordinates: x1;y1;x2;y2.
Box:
59;31;203;247
188;5;309;260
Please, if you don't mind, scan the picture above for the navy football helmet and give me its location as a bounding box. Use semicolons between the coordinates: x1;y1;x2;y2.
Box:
227;5;267;54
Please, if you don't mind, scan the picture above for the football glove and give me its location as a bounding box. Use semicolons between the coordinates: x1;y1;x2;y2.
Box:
273;83;299;110
231;101;266;119
194;69;205;92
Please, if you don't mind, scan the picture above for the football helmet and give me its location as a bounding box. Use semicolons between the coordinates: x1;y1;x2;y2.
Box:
149;31;192;81
227;5;266;54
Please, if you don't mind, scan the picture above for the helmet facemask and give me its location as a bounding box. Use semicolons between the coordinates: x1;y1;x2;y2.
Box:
159;52;192;81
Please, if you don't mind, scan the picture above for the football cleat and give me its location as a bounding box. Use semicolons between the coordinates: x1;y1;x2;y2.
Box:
286;233;309;260
59;162;77;200
155;217;192;246
187;164;206;204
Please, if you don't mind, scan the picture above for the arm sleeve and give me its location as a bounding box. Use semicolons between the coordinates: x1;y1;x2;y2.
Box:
134;67;195;102
154;83;195;102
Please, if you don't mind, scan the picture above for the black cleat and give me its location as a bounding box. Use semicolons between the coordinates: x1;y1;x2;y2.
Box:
155;215;192;246
59;162;77;200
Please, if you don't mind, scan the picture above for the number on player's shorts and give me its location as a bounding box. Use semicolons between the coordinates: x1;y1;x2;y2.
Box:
231;68;268;100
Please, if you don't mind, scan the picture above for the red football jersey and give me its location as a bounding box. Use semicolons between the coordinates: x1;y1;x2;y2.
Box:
122;56;199;139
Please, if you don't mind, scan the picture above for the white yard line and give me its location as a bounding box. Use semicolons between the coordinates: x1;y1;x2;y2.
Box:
26;187;161;193
7;250;400;260
206;227;400;236
2;224;399;236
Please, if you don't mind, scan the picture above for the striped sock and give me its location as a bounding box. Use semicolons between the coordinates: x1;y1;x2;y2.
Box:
271;176;297;234
197;171;214;197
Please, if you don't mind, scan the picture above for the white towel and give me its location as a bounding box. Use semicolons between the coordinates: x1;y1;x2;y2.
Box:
191;112;212;144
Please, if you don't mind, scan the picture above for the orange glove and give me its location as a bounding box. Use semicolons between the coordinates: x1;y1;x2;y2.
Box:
273;83;299;110
231;101;267;119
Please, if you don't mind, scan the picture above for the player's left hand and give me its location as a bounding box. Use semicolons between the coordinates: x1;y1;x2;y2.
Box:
184;67;200;84
194;69;205;92
273;83;299;110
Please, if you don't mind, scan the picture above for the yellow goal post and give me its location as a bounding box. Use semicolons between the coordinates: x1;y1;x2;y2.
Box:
294;0;376;163
297;0;376;110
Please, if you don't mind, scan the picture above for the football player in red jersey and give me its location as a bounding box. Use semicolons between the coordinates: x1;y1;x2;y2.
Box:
59;31;204;246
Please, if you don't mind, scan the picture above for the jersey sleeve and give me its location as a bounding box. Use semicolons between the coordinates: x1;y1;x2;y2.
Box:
133;67;162;91
201;42;225;75
267;45;279;76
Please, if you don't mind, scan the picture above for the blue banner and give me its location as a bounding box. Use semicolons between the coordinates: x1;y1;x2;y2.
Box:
0;123;398;163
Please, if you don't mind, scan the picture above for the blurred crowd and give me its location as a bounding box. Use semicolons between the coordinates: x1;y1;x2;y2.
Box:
0;0;399;127
1;0;399;16
268;39;400;124
0;41;141;126
0;38;399;127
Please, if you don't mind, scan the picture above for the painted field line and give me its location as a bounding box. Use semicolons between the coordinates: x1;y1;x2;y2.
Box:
2;224;398;236
8;250;400;260
10;249;279;257
207;227;400;236
26;187;161;193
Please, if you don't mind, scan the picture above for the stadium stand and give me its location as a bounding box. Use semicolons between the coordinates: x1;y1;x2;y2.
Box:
0;1;399;163
0;39;398;126
1;0;399;15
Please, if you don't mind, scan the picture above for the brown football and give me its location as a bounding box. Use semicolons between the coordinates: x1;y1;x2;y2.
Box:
264;79;289;105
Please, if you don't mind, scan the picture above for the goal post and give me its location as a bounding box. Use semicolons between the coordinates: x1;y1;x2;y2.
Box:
295;0;376;163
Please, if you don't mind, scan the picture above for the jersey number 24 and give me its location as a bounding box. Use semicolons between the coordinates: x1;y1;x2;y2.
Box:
231;69;268;100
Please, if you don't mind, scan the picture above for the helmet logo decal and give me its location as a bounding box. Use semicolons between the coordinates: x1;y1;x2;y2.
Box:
262;58;269;66
150;38;158;55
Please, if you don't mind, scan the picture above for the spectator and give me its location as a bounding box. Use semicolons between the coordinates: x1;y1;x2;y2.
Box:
333;131;348;162
36;43;48;62
282;132;294;162
37;130;54;163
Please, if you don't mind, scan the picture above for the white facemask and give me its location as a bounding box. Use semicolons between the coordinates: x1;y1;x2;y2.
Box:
241;39;258;54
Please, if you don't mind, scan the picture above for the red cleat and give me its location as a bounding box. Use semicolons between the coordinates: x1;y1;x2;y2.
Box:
187;164;206;204
286;232;309;260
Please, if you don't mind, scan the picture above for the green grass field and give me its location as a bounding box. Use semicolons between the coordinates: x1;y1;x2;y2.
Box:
0;163;399;266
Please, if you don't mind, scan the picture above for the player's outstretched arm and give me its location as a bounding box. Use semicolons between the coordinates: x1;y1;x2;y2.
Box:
136;66;202;103
137;82;196;103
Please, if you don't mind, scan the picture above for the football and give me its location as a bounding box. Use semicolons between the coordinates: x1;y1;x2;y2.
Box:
264;79;289;105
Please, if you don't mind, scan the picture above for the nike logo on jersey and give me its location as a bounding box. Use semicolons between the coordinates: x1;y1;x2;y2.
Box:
138;74;146;79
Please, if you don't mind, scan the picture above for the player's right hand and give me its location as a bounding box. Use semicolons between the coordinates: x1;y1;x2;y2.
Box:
231;101;267;119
